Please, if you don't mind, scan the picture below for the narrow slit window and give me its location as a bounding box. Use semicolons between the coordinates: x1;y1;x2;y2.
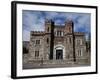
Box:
47;38;49;44
35;51;39;57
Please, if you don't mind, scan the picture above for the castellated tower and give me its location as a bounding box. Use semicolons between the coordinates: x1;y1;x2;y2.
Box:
29;31;46;61
65;19;74;33
64;20;76;61
45;19;54;60
28;19;54;61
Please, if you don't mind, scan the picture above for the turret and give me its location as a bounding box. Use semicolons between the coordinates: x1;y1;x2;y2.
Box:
65;19;74;34
45;19;54;60
45;19;54;33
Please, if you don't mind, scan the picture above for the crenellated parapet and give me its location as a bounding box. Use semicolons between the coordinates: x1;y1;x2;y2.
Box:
30;31;45;36
74;32;85;36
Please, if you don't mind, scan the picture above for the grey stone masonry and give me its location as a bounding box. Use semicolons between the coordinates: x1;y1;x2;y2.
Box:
23;19;90;68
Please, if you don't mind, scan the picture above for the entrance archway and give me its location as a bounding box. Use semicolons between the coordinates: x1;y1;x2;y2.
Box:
56;49;63;59
54;44;65;60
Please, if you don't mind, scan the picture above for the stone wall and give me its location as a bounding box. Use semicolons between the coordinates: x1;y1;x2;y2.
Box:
29;34;45;61
26;19;90;66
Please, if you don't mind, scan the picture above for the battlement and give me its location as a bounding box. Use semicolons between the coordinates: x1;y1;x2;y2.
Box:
74;32;85;36
31;31;45;33
65;19;73;24
31;31;45;36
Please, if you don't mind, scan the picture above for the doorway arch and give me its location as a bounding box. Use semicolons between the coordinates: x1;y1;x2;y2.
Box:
54;44;65;60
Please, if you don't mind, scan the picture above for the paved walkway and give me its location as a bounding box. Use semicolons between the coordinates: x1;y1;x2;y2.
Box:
23;60;90;69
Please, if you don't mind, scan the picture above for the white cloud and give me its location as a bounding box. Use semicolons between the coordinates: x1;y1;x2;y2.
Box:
23;11;91;41
22;29;30;41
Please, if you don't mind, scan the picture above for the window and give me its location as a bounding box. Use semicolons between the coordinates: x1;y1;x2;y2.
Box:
61;32;64;36
68;27;71;32
77;49;83;57
23;47;28;54
55;31;58;36
59;31;62;36
47;38;49;44
36;40;40;44
57;31;63;36
57;31;59;36
35;50;39;57
77;39;80;45
67;37;72;43
77;39;82;45
47;27;49;32
69;38;72;43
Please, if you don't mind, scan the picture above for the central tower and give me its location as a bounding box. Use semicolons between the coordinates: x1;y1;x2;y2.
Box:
64;20;76;61
45;19;54;60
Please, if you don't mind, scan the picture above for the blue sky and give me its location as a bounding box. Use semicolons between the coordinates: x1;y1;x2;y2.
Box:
22;10;91;41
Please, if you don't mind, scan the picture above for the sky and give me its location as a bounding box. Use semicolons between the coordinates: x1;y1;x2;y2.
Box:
22;10;91;41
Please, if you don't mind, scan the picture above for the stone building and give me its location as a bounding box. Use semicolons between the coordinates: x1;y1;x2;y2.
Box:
27;19;89;65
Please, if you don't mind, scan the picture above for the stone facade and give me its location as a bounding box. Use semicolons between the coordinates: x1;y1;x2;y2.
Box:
26;19;90;65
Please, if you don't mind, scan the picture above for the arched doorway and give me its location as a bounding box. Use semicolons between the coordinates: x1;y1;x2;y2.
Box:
56;49;63;59
54;44;65;60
